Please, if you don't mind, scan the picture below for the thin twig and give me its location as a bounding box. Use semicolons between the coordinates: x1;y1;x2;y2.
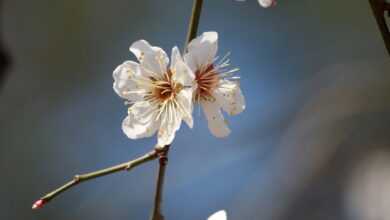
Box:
0;0;11;90
150;146;170;220
185;0;204;49
369;0;390;56
32;149;159;209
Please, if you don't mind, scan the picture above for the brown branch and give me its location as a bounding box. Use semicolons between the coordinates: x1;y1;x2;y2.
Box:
32;149;159;209
369;0;390;56
150;146;170;220
185;0;204;50
0;0;11;90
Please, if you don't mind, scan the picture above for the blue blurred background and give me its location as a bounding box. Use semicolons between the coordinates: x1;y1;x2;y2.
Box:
1;0;390;219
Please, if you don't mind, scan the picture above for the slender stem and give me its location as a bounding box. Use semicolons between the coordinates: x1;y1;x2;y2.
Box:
150;146;170;220
185;0;204;48
0;0;11;90
369;0;390;56
33;149;159;208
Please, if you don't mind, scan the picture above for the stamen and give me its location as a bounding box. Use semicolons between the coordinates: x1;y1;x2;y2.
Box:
155;102;166;121
216;52;231;66
218;68;240;78
194;51;239;102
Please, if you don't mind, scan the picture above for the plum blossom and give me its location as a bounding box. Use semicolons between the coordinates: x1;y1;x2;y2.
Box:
208;210;227;220
184;32;245;138
257;0;277;7
113;40;194;147
236;0;277;8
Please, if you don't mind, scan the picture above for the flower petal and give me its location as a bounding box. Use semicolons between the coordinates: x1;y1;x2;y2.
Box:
157;102;182;146
171;46;195;87
208;210;227;220
214;80;245;115
113;61;147;101
202;99;231;138
176;88;194;128
130;40;169;77
170;46;181;70
122;101;159;139
184;31;218;72
258;0;276;8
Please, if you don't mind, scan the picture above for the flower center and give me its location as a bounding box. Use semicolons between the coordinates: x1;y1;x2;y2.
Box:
152;70;183;102
195;64;219;101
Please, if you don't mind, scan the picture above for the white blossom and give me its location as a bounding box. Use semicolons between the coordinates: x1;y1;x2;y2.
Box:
113;40;194;147
257;0;277;7
236;0;277;8
184;32;245;138
208;210;227;220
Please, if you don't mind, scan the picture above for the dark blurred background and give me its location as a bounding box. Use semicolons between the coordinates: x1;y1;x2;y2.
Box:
1;0;390;219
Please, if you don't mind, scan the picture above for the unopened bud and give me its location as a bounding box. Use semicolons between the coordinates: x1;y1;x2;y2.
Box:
32;199;46;210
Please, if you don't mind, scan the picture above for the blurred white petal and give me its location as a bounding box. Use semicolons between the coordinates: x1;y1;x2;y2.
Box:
258;0;276;8
208;210;227;220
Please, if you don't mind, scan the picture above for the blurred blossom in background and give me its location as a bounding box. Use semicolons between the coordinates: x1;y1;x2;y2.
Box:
0;0;389;220
347;150;390;220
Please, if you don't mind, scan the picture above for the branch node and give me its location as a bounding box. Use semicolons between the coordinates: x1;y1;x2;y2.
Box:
73;175;81;182
155;146;169;165
125;162;134;171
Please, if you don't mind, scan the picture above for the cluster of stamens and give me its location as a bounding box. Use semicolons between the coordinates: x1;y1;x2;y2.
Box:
195;64;219;101
139;69;187;122
194;53;239;102
151;70;183;102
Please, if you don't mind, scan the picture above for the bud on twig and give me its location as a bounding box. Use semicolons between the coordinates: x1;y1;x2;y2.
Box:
32;199;46;210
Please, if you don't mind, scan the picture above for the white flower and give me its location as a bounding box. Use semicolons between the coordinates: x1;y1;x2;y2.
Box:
208;210;227;220
113;40;194;147
236;0;277;8
184;32;245;138
257;0;277;7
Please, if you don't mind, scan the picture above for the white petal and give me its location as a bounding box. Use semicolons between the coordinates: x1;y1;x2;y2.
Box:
170;46;181;70
202;99;231;138
184;31;218;72
176;88;194;128
122;101;159;139
157;102;182;146
171;47;195;87
258;0;276;8
130;40;169;77
208;210;227;220
214;80;245;115
113;61;146;101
